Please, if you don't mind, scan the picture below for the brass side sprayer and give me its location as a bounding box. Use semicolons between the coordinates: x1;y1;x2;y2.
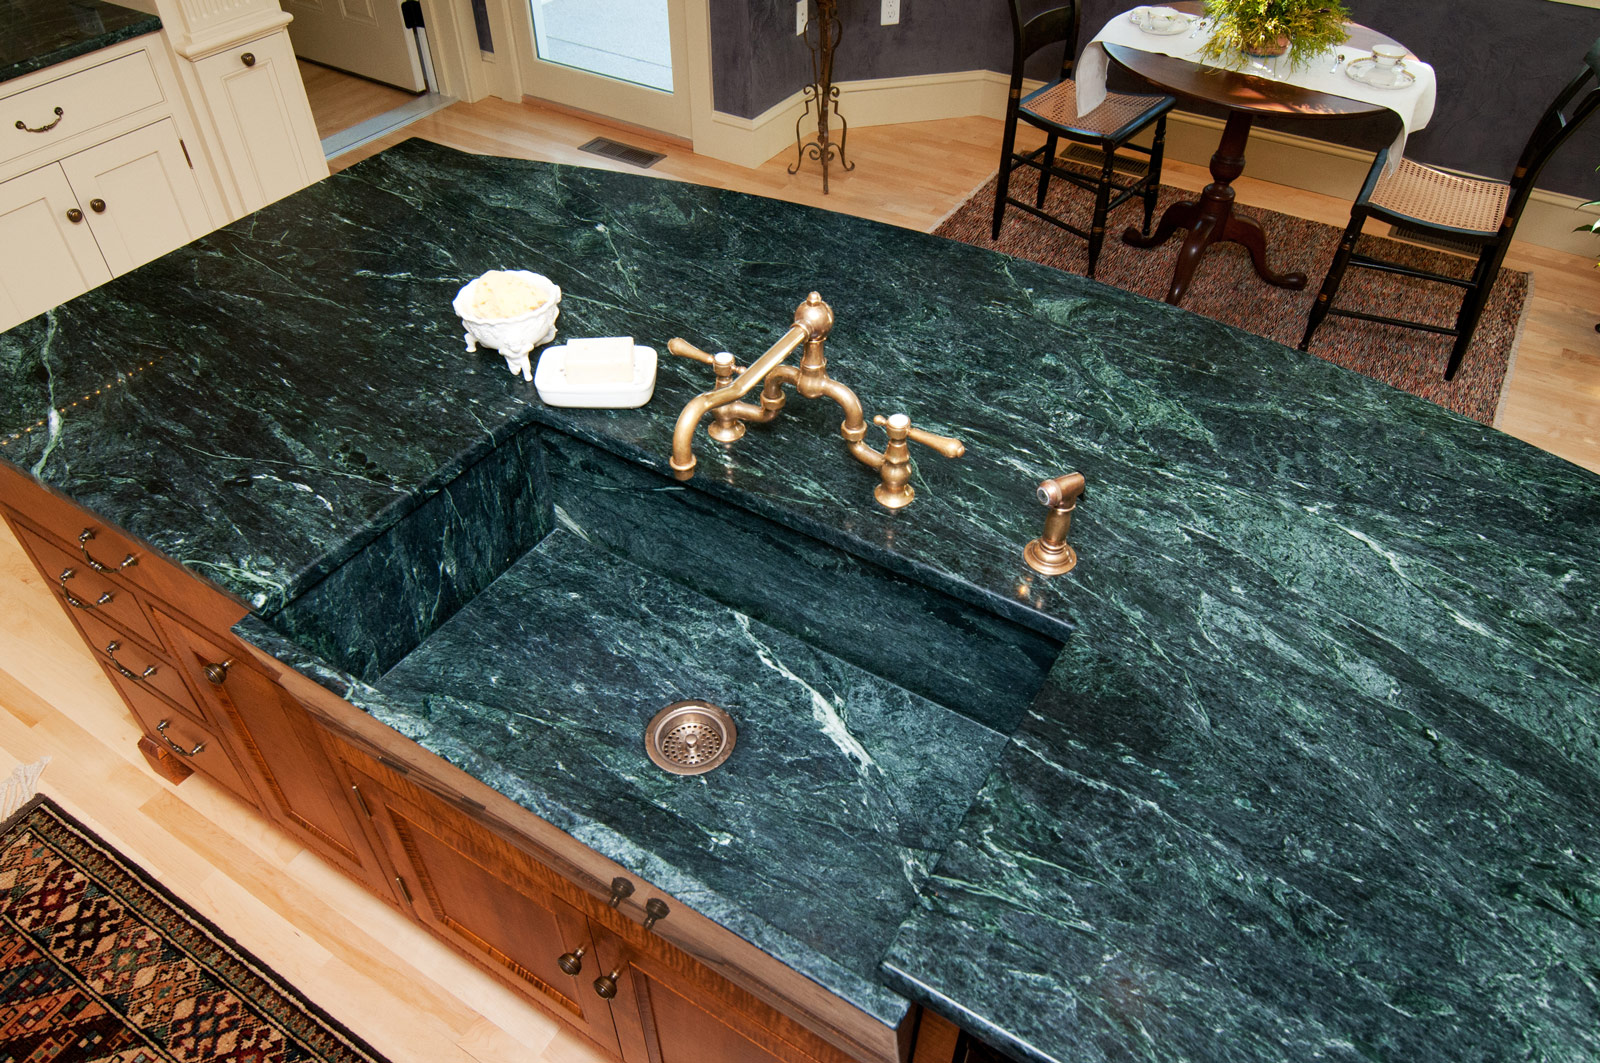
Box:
1023;472;1086;575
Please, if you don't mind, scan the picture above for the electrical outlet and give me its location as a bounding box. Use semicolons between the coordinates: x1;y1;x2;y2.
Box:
881;0;900;25
797;0;808;35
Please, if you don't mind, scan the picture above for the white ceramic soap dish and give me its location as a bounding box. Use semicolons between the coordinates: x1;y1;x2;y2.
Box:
534;343;657;408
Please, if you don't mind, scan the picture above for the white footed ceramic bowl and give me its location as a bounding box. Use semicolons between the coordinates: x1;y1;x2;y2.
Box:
452;271;562;380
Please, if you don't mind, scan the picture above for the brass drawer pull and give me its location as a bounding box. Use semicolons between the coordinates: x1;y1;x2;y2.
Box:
89;198;106;214
66;207;83;223
557;945;585;975
155;719;204;757
607;876;634;907
15;106;64;133
57;567;112;609
78;528;137;572
241;52;256;67
203;658;233;685
593;968;621;999
641;897;669;932
104;640;155;681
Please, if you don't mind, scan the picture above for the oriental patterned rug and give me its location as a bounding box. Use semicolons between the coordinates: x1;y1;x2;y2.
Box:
936;170;1532;425
0;795;390;1063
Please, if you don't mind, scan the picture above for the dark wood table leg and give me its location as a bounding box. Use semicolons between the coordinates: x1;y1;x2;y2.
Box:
1122;110;1307;304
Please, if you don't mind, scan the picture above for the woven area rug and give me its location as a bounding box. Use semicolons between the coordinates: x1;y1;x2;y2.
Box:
936;170;1533;425
0;795;389;1063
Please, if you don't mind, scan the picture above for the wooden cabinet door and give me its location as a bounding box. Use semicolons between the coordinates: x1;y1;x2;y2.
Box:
596;918;852;1063
341;755;623;1059
155;609;397;900
0;162;111;329
59;119;210;276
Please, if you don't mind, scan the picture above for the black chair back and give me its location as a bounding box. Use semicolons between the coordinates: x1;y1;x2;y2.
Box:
1003;0;1081;88
1502;39;1600;228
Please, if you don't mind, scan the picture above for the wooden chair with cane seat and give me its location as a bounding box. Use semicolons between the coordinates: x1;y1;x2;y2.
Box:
993;0;1176;277
1299;38;1600;380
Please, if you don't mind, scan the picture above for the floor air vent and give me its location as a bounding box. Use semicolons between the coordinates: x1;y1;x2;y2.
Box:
579;137;666;169
1386;222;1483;259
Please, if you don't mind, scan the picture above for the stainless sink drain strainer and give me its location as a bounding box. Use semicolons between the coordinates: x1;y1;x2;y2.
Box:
645;700;736;776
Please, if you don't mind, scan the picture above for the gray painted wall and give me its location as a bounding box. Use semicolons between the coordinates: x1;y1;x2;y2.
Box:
708;0;1600;198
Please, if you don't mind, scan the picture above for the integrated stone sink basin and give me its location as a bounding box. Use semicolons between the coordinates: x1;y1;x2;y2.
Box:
257;425;1064;1020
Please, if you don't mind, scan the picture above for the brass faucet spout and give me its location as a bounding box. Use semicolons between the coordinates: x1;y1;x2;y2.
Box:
669;323;809;479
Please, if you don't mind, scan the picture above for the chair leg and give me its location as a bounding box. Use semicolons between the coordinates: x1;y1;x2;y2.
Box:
992;109;1021;240
1443;253;1501;380
1299;212;1365;350
1142;117;1168;237
1036;134;1059;209
1086;148;1116;277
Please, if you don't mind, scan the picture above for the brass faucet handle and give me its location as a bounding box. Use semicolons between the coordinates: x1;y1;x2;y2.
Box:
667;338;718;365
871;414;965;459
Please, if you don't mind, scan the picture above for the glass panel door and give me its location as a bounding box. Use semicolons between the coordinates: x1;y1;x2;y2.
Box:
516;0;690;137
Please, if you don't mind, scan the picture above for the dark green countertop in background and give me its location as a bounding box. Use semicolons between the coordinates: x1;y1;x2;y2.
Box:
1;140;1596;1062
0;0;160;84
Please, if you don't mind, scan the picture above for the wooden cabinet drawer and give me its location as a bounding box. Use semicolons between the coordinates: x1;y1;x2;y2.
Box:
0;462;248;637
120;674;255;802
0;50;164;168
73;606;203;717
10;521;164;649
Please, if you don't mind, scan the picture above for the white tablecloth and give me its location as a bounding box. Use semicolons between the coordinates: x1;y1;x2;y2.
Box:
1076;8;1436;170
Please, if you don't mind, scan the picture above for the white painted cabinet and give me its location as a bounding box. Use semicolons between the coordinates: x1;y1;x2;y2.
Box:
191;29;324;213
0;120;208;330
60;120;211;277
0;164;113;328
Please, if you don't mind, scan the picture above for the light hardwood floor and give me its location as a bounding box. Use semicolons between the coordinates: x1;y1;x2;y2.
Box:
298;59;421;141
2;81;1597;1063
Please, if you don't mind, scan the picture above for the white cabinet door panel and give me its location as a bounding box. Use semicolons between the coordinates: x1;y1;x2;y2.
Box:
61;120;209;276
0;165;111;331
196;32;323;212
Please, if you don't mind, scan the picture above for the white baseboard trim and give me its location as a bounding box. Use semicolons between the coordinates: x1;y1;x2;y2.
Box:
693;67;1599;257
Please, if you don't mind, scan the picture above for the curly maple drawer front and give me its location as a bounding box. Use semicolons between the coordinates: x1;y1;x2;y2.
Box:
120;677;256;802
11;521;164;650
0;50;164;167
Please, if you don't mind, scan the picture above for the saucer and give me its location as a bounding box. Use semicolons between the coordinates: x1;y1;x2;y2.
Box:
1129;8;1190;34
1346;56;1415;89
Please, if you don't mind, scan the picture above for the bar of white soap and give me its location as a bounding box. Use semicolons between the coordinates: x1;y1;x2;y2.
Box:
563;336;636;386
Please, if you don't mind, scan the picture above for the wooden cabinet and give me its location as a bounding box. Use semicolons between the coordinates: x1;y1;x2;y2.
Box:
0;460;897;1063
339;747;624;1057
333;743;858;1063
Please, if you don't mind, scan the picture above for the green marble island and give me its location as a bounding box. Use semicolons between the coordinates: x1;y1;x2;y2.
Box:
0;140;1597;1063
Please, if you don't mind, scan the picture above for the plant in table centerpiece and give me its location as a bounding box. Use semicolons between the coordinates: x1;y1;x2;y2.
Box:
1198;0;1350;70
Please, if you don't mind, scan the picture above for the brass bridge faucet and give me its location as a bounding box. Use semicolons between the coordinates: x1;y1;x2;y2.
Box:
666;292;964;508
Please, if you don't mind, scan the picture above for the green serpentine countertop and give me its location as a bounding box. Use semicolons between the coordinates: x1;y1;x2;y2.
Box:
1;141;1597;1062
0;0;160;84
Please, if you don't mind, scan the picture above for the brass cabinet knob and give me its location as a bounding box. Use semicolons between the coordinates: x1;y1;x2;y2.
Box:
241;51;256;66
607;876;634;908
89;198;106;213
557;945;585;975
641;897;670;932
66;207;83;223
203;658;233;685
593;969;620;999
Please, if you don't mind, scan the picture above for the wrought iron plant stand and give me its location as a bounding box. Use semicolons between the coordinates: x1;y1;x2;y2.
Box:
789;0;854;193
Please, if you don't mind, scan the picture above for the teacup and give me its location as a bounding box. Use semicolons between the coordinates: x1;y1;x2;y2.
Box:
1367;44;1408;87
